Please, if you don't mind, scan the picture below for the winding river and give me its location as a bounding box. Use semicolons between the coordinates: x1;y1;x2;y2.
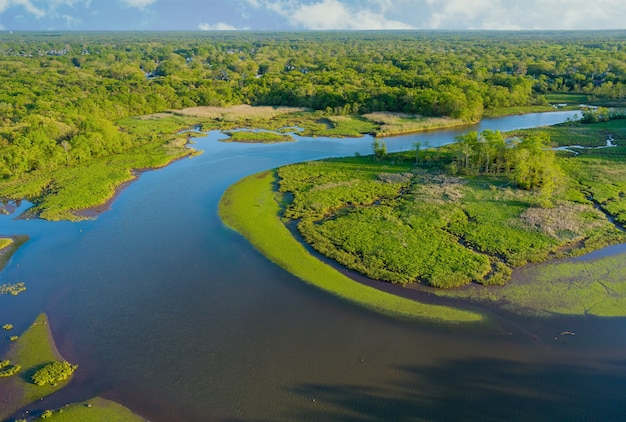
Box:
2;110;626;421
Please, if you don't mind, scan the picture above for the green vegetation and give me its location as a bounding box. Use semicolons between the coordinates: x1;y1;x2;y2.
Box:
0;235;28;272
0;237;13;249
31;361;78;386
0;360;21;377
276;126;625;288
0;282;26;295
270;117;626;316
28;397;144;422
0;314;70;420
364;112;466;137
219;170;484;323
0;315;142;421
437;252;626;317
223;130;293;143
3;31;626;219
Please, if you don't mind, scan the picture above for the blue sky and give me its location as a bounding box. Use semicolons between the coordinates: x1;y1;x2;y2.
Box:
0;0;624;31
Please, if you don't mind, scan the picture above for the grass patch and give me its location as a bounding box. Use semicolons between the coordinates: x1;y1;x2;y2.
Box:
363;112;466;137
436;252;626;317
0;140;193;221
223;130;293;143
276;152;623;289
219;170;484;323
0;235;27;273
483;105;558;117
0;315;70;420
0;238;12;250
544;93;591;105
31;397;144;422
316;116;378;137
0;315;141;421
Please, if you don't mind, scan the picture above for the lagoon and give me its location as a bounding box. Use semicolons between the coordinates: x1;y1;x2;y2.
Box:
2;110;626;421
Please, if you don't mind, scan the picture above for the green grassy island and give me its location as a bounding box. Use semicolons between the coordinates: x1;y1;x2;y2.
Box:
221;116;626;318
0;314;143;421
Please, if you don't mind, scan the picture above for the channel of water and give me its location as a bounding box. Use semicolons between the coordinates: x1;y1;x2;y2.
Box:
3;110;626;421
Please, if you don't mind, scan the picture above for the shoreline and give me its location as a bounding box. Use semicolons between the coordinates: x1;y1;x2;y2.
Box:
0;235;29;273
219;170;485;324
73;152;195;220
1;314;144;421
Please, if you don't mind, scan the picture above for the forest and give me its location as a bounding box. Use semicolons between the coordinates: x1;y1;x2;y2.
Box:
1;31;626;216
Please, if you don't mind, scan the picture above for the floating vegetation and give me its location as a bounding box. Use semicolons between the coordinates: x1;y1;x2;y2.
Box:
0;282;26;296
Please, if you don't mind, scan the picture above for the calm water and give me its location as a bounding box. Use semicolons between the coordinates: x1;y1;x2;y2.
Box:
3;111;626;421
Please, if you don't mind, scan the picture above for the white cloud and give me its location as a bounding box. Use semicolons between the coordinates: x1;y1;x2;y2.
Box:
0;0;45;18
245;0;626;30
199;22;238;31
120;0;156;9
252;0;414;30
422;0;626;30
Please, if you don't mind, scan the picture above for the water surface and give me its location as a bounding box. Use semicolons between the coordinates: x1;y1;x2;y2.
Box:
3;111;626;421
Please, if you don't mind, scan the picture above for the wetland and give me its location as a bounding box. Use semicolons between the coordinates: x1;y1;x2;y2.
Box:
3;110;626;421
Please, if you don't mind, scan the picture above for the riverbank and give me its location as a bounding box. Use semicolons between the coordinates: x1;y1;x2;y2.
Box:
219;170;484;323
0;314;143;421
220;118;626;319
0;138;197;221
0;235;28;273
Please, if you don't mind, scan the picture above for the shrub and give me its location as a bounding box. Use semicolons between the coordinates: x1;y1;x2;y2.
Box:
0;362;21;377
31;361;78;386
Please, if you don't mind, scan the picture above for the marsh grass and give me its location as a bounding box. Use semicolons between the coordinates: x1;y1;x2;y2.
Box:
172;105;307;121
219;170;484;323
437;253;626;317
0;238;12;250
0;140;193;221
33;397;144;422
0;315;68;420
0;315;142;421
363;112;466;136
483;105;558;117
276;153;621;289
223;131;293;143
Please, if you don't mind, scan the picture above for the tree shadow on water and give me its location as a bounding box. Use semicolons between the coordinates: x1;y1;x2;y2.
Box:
286;358;626;421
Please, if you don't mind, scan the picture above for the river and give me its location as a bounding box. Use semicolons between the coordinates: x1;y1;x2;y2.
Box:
2;110;626;421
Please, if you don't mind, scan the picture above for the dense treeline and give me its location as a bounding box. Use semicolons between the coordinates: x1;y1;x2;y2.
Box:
2;31;626;180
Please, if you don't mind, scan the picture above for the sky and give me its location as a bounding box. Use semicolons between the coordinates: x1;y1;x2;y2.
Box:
0;0;625;32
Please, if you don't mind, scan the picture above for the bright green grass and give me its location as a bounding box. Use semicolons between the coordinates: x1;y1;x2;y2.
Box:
544;93;591;104
363;112;467;137
483;105;557;117
0;235;28;271
0;315;70;420
277;154;622;288
0;140;193;221
516;120;626;148
436;253;626;317
0;315;142;421
36;397;144;422
316;116;378;137
0;238;12;250
219;170;484;323
223;131;293;143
